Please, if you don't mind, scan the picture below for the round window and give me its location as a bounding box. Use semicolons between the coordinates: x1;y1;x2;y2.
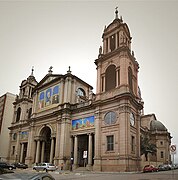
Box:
104;111;117;125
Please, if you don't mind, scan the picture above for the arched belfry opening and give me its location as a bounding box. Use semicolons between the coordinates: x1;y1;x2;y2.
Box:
105;65;116;91
16;107;21;122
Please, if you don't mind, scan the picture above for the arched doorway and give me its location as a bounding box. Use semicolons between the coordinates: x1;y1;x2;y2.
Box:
35;126;56;164
40;126;51;162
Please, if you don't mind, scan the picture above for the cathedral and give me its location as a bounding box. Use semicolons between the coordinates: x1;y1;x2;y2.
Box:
7;9;171;172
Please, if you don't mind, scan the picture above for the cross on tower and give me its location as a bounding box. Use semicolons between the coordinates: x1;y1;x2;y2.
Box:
115;6;119;19
48;66;53;74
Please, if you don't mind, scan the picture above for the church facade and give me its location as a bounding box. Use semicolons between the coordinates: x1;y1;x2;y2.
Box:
7;10;171;172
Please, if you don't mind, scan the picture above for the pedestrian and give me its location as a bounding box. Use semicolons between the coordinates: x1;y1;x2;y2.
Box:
61;163;64;171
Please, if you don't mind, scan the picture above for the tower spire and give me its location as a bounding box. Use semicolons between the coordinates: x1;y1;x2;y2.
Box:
115;6;119;19
67;66;71;74
31;66;34;76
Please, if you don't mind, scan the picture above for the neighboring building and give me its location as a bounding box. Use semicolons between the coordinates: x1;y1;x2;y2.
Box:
0;92;16;161
140;114;171;167
7;9;171;172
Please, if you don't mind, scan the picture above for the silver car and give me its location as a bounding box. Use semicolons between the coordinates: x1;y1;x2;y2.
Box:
33;163;57;172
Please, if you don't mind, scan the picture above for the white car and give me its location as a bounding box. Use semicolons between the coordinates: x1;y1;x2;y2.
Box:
33;163;57;172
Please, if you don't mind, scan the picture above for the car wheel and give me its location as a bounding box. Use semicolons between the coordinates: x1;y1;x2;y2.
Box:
9;167;13;170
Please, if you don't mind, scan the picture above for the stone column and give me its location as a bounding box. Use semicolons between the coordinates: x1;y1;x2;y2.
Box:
25;122;35;166
41;141;45;163
16;131;21;162
93;110;101;171
35;140;41;163
116;68;120;87
108;37;110;52
103;38;106;54
50;137;55;163
73;135;78;169
67;77;72;103
115;32;118;49
103;76;105;92
59;79;64;104
20;143;24;163
54;117;61;165
63;78;68;103
7;132;12;161
87;133;92;170
96;63;101;95
32;92;38;115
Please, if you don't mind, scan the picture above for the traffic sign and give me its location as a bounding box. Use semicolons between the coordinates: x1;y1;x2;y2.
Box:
170;144;176;154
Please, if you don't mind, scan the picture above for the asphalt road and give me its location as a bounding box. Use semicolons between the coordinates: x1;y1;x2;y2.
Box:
49;169;178;180
1;168;178;180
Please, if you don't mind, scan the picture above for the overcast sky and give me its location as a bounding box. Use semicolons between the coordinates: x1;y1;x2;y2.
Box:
0;0;178;162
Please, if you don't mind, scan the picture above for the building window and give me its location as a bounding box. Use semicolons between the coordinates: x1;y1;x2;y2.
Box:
107;135;114;151
131;136;135;152
28;108;32;119
105;65;116;91
77;88;85;97
12;133;17;141
160;141;163;145
12;146;15;155
161;151;164;158
128;67;133;93
16;107;21;122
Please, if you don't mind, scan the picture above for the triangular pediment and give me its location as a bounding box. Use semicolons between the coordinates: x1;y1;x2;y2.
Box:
35;74;62;90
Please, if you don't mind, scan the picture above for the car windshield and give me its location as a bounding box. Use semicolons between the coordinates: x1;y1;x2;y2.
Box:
48;164;54;166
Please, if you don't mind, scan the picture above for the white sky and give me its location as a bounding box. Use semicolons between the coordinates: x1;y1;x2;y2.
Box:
0;0;178;162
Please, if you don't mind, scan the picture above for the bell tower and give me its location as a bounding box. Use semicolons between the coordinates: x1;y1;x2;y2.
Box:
13;67;38;124
94;8;143;172
95;7;139;96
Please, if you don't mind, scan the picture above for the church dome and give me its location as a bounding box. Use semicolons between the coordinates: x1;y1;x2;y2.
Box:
150;120;167;131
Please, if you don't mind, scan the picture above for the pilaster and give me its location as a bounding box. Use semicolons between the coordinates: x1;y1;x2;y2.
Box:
93;109;102;171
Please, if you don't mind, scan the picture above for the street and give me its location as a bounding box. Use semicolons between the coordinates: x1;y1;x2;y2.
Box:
1;168;178;180
49;169;178;180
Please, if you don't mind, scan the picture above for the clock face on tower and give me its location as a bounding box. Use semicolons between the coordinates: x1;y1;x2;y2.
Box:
130;112;135;126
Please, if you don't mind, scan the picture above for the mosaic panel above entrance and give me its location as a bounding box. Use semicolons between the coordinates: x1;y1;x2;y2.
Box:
72;116;94;130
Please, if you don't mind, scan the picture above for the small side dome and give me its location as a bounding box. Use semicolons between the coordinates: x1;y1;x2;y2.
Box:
150;120;167;131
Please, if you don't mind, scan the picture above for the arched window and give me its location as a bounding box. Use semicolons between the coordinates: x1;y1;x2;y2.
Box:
110;34;116;51
105;65;116;91
128;67;133;93
77;88;85;97
16;107;21;122
28;108;32;119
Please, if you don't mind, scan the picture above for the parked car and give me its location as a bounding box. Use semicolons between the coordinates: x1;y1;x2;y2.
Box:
11;162;28;169
0;162;16;170
174;164;178;169
0;167;14;175
0;172;55;180
143;165;158;173
33;163;57;172
158;164;168;171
